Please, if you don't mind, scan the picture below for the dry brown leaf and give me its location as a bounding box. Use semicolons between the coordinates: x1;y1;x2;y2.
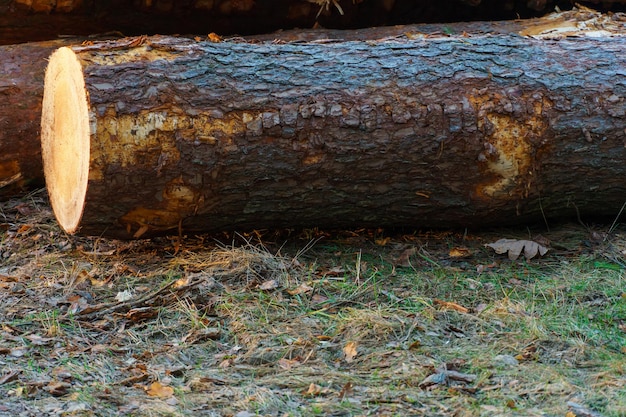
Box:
218;358;233;369
24;334;54;346
485;238;548;260
311;294;328;305
277;358;301;370
322;266;346;277
375;237;391;246
287;282;313;295
449;247;471;258
338;381;353;399
302;383;323;396
0;275;19;282
446;370;476;383
259;279;279;291
343;341;358;363
17;224;32;234
434;299;469;314
47;380;71;396
146;381;174;398
395;247;416;267
0;370;20;385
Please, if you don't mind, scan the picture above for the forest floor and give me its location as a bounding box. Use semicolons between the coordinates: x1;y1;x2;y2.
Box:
0;190;625;417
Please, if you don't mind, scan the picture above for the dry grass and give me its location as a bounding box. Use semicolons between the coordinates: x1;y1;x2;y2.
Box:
0;190;625;416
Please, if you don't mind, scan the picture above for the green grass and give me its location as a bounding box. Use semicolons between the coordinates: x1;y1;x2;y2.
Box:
2;195;626;415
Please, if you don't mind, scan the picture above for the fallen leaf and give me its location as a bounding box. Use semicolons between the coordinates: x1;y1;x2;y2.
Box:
434;299;469;314
15;203;34;216
218;358;233;369
343;341;358;363
287;282;314;295
25;334;55;345
278;358;301;370
302;383;322;396
567;401;605;417
47;380;71;396
0;370;20;385
311;294;328;305
17;224;32;234
0;275;19;282
115;290;134;302
375;237;391;246
418;369;476;388
485;238;548;260
532;234;550;247
146;381;174;398
10;347;28;357
446;370;476;383
418;372;447;388
338;381;353;399
52;367;72;380
321;266;346;277
395;247;416;267
449;247;471;258
258;279;279;291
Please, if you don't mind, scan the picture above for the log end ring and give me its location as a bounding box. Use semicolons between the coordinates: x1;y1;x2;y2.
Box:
41;47;90;234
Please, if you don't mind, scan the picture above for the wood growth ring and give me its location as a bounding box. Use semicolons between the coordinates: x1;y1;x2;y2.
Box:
41;47;91;233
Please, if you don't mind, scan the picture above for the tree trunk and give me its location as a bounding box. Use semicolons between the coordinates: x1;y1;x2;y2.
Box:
0;39;83;197
40;33;626;238
2;8;612;199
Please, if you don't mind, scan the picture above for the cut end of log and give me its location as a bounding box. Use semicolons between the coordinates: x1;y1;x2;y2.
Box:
41;47;90;234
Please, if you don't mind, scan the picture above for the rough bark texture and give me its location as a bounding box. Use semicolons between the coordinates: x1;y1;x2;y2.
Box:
2;8;612;199
40;30;626;238
0;39;83;197
0;22;516;199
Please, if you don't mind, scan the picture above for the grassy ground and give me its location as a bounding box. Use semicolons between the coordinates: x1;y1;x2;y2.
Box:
0;190;625;416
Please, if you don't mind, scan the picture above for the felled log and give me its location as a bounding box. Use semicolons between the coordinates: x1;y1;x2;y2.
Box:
41;29;626;238
0;39;82;197
0;9;604;199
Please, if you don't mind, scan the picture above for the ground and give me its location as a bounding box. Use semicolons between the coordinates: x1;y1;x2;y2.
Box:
0;190;625;416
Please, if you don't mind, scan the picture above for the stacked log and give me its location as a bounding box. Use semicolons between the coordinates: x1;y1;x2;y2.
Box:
39;28;626;238
0;39;80;196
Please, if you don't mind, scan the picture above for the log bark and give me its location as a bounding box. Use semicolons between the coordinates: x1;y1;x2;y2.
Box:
41;32;626;238
1;9;612;199
0;39;84;197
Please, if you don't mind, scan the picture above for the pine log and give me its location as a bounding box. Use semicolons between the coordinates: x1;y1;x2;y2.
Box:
0;39;83;197
41;32;626;238
0;9;609;199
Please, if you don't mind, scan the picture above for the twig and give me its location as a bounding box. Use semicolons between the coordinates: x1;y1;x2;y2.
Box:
0;173;22;189
605;200;626;240
67;275;210;320
567;402;607;417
